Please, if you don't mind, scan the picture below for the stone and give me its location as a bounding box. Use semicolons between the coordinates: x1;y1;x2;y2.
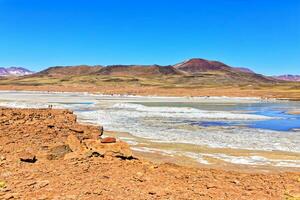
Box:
2;193;14;200
69;127;84;133
35;180;49;189
90;126;103;140
20;152;37;163
0;156;6;161
0;180;6;189
65;134;85;152
64;152;80;160
47;145;72;160
47;124;55;128
100;137;116;143
99;126;104;135
84;139;133;159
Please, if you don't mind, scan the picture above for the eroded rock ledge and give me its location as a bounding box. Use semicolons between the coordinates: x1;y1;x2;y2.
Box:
0;108;133;162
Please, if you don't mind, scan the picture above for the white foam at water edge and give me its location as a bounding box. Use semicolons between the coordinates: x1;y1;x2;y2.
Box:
111;103;274;120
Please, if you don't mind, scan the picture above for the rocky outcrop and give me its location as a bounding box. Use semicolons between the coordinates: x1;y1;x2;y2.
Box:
0;108;133;162
64;132;133;160
83;139;133;159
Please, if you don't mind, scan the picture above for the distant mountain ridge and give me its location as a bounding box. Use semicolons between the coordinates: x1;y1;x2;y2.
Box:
36;58;259;77
0;67;33;76
38;65;103;77
272;75;300;82
3;58;299;84
29;58;276;85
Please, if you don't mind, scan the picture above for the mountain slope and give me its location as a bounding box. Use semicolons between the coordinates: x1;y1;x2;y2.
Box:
173;58;231;72
36;65;103;77
173;58;273;83
97;65;181;76
233;67;254;73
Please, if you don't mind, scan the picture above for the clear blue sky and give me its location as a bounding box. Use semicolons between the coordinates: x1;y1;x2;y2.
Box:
0;0;299;75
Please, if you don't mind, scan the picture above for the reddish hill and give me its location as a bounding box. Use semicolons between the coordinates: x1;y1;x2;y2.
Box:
173;58;231;72
173;58;273;83
174;58;255;74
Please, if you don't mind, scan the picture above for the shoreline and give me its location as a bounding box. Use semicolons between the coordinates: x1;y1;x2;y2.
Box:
0;89;287;102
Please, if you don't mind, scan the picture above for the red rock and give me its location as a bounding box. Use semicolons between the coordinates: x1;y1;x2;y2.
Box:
100;137;116;143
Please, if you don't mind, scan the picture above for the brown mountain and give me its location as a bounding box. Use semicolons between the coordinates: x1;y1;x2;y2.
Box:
173;58;231;72
173;58;273;83
37;65;103;77
174;58;255;74
18;58;275;85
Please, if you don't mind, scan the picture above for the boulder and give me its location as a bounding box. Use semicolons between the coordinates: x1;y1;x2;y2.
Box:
69;127;84;133
83;139;133;159
20;152;37;163
47;145;72;160
65;134;86;152
101;137;116;143
90;126;103;140
69;125;103;140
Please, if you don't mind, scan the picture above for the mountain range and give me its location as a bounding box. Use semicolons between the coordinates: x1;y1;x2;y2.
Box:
37;58;257;76
272;75;300;82
1;58;299;82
